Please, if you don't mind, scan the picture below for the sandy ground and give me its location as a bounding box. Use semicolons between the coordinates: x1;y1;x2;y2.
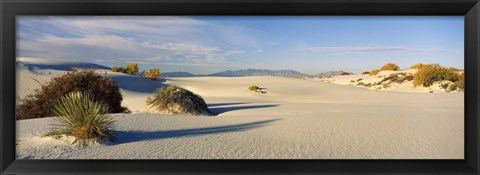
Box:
314;69;464;93
16;58;464;159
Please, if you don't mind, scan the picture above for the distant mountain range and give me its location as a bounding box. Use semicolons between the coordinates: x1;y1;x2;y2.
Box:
161;71;198;77
162;69;349;78
208;69;310;77
311;70;347;77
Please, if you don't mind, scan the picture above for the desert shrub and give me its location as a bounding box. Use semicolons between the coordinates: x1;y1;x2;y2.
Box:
248;86;260;91
410;63;425;69
357;82;372;87
125;63;139;75
121;106;132;114
146;86;211;116
350;80;355;83
340;72;350;75
111;66;124;73
377;73;413;85
448;83;458;92
45;91;115;144
457;73;464;81
448;67;462;72
369;69;380;76
413;64;459;87
454;73;464;90
356;78;363;82
380;63;400;71
455;79;464;90
16;70;124;120
143;68;161;80
362;71;369;74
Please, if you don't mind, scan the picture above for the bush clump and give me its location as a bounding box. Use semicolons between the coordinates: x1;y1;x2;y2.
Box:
143;68;161;80
125;63;139;75
455;73;464;90
369;69;380;76
16;70;124;120
376;73;413;85
413;64;459;87
45;91;115;144
111;63;138;75
146;86;211;116
340;72;350;75
111;66;125;73
410;63;425;69
248;86;260;91
362;71;370;74
380;63;400;71
247;85;267;94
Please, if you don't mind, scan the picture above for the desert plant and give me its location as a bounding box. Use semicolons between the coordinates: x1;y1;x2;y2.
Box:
146;86;211;116
357;82;372;87
362;71;369;74
143;68;161;80
340;72;350;75
377;73;413;85
455;79;464;90
248;86;260;91
45;91;115;144
413;64;459;87
410;63;425;69
369;69;380;76
379;63;400;71
125;63;139;75
111;66;122;72
448;67;462;72
16;69;124;120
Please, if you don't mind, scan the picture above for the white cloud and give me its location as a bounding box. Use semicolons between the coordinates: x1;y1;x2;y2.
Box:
17;16;254;65
18;34;245;65
294;46;439;55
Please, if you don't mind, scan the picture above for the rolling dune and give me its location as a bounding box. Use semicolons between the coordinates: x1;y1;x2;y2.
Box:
16;59;464;159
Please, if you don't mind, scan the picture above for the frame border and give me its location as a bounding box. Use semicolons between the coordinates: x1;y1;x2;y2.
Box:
1;0;479;174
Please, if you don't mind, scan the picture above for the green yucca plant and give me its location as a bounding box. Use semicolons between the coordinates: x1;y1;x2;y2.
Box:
45;91;116;144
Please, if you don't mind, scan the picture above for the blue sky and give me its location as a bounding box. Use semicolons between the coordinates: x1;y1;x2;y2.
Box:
17;16;464;74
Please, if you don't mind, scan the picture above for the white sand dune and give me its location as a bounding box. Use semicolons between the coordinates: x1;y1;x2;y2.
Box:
16;59;464;159
315;69;463;93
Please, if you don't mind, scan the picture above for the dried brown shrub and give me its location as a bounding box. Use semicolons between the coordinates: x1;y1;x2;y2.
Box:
16;69;124;120
379;63;400;71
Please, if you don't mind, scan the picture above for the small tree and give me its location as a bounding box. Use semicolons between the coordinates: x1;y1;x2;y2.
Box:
143;68;161;80
125;63;139;75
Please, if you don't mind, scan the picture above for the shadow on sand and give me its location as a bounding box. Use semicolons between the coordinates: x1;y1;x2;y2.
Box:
112;119;279;145
207;102;251;107
208;104;279;115
110;76;167;93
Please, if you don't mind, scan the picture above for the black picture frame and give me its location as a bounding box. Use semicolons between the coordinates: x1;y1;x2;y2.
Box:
1;0;479;174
